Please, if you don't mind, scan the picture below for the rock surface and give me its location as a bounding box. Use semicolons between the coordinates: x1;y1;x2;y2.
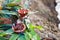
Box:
27;0;60;40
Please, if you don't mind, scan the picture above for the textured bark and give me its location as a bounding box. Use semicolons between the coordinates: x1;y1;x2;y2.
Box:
28;0;60;40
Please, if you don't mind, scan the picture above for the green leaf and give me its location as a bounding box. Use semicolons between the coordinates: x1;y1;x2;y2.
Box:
14;6;21;10
0;32;7;36
18;34;26;40
29;30;40;40
12;0;21;3
0;24;12;30
0;36;7;40
0;29;13;36
24;31;31;40
0;10;18;15
8;0;14;3
4;0;21;5
30;30;40;40
29;23;44;30
6;3;17;7
9;34;19;40
0;14;11;18
35;25;44;30
24;19;43;30
0;24;12;27
5;29;14;34
25;30;41;40
31;34;40;40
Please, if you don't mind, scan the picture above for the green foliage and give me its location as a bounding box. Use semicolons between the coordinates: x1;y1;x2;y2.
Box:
0;0;42;40
5;29;14;34
12;0;21;3
29;30;40;40
29;23;43;30
18;34;26;40
9;34;19;40
0;24;12;30
0;32;7;36
24;32;30;40
14;6;22;10
0;36;7;40
24;30;40;40
4;0;21;5
0;10;18;15
0;29;13;36
6;3;17;7
0;23;41;40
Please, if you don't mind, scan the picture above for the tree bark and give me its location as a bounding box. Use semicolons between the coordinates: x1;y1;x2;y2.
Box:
28;0;60;40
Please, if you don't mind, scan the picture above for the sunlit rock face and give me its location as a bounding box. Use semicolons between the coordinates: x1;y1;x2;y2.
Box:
56;0;60;3
55;0;60;31
25;0;59;40
55;0;60;20
21;0;60;40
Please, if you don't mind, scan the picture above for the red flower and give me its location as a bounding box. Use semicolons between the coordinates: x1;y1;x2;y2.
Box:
18;9;28;17
12;23;26;33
